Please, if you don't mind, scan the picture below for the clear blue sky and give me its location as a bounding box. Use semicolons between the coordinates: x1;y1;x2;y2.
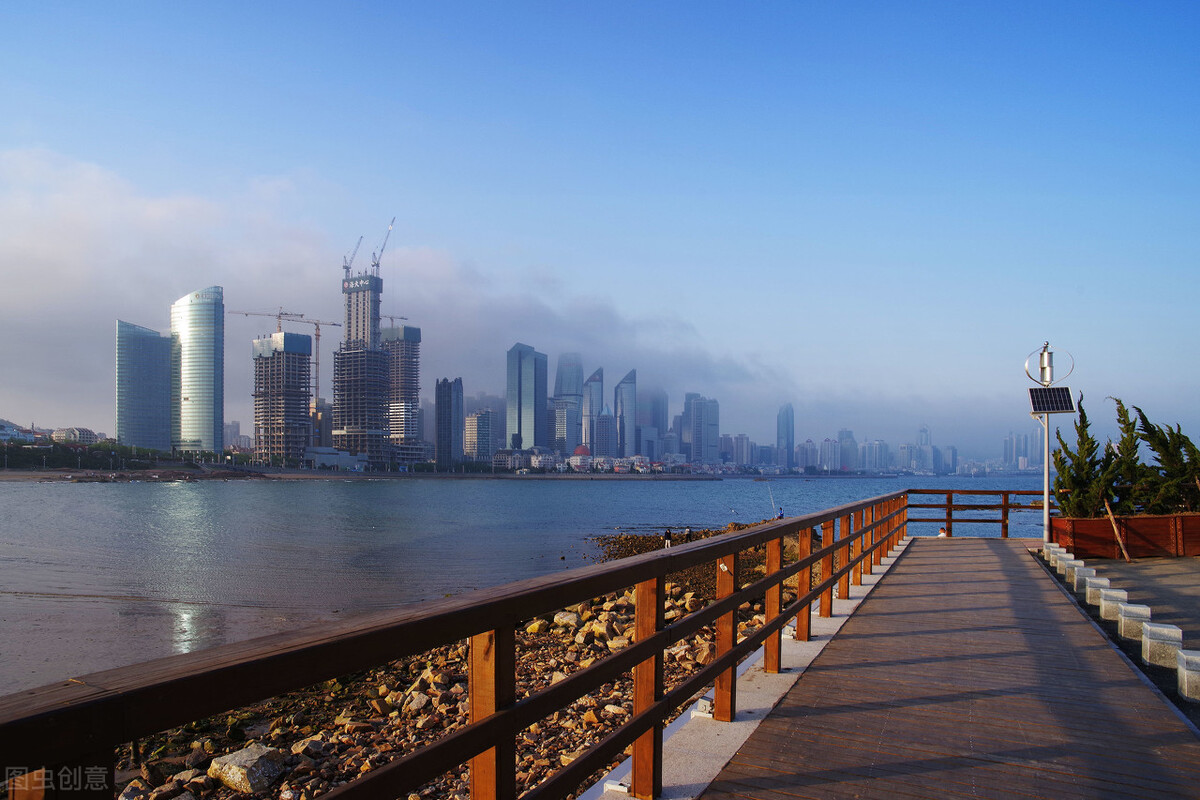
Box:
2;1;1197;457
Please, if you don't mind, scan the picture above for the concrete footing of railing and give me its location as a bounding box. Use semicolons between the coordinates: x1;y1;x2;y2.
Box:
1143;622;1184;668
1055;554;1078;576
1073;567;1096;593
1085;576;1111;606
1117;603;1152;641
1062;559;1086;584
1178;650;1200;703
1099;589;1129;621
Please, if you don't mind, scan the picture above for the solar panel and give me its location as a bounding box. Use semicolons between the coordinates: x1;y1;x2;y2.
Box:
1029;386;1075;414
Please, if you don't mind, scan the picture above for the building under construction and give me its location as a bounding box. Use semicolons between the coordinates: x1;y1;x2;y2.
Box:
332;345;389;466
252;332;312;463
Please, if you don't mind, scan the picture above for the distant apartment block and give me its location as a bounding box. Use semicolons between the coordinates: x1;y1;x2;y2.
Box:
465;409;496;463
435;377;464;471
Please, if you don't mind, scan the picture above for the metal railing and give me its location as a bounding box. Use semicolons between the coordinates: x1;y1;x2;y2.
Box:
1;492;916;800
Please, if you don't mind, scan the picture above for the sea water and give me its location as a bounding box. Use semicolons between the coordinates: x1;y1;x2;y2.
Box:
0;473;1040;692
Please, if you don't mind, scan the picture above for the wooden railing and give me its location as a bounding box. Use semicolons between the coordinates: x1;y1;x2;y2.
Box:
0;492;912;800
906;489;1049;538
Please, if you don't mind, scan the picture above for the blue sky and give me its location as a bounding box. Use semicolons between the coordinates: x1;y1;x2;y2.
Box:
2;2;1198;457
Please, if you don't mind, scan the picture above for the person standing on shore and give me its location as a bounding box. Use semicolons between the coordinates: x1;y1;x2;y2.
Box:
664;528;673;548
684;526;692;543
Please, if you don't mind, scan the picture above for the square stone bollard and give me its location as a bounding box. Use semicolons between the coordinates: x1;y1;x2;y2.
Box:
1073;567;1097;593
1062;559;1086;584
1085;576;1111;606
1098;589;1129;620
1142;622;1184;668
1117;603;1152;640
1178;650;1200;703
1042;545;1065;563
1055;553;1077;575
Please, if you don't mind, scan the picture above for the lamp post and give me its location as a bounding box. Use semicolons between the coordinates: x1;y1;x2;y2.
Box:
1025;343;1076;542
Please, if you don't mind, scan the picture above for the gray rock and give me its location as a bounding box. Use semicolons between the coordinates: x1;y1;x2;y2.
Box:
118;778;153;800
554;611;582;628
207;743;285;793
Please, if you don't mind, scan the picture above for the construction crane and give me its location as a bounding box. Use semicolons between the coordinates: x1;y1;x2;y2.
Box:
381;314;409;328
277;315;342;400
371;217;396;276
342;235;364;280
228;310;342;399
228;308;301;333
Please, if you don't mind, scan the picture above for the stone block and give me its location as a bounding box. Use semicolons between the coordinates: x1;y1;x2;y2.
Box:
1073;567;1096;593
1117;603;1152;640
207;744;285;794
1098;589;1129;620
1062;559;1085;583
1142;622;1183;668
1085;576;1111;606
1178;650;1200;703
1054;553;1076;574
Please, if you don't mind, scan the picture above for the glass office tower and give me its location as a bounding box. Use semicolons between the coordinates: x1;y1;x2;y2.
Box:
115;320;173;452
170;286;225;453
505;342;547;450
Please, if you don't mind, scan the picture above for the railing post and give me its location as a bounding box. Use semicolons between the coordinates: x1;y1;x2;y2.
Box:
863;504;875;576
837;514;852;600
851;509;864;586
819;521;834;618
793;528;812;642
764;536;782;674
1001;492;1010;538
901;494;909;545
470;627;516;800
873;504;885;567
945;491;953;537
714;552;739;722
632;577;665;799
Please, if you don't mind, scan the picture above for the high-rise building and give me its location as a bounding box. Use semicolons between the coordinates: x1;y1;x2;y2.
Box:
334;261;389;467
465;409;496;463
581;368;603;449
170;286;224;453
382;325;423;464
115;320;172;452
838;429;858;471
733;433;753;465
819;438;841;472
435;377;464;471
593;406;618;457
686;394;719;464
553;353;584;456
777;403;795;470
613;369;636;457
506;343;547;450
252;332;312;464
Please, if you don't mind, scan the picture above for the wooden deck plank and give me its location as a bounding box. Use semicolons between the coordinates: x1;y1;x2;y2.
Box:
698;538;1200;800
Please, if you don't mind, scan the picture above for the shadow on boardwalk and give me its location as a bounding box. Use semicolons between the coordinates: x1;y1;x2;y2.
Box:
700;538;1200;800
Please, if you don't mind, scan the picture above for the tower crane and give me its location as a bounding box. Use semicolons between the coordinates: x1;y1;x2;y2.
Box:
277;314;342;400
228;309;342;399
228;308;300;333
381;314;409;328
371;217;396;276
343;235;364;280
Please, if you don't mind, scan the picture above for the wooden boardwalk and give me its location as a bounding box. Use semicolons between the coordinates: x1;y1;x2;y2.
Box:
699;538;1200;799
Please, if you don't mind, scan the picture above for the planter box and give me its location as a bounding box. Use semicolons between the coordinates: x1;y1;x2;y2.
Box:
1051;514;1200;559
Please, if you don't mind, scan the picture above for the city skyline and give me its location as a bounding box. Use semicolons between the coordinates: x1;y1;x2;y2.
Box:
3;4;1198;457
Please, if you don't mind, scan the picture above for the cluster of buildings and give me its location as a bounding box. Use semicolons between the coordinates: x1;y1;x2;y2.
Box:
103;243;978;474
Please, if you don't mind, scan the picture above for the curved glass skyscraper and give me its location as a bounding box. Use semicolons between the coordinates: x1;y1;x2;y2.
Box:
170;286;224;452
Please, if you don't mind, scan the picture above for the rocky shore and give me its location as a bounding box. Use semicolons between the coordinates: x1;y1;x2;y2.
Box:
110;523;795;800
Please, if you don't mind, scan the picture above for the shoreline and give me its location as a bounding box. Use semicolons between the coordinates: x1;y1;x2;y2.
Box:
0;467;723;483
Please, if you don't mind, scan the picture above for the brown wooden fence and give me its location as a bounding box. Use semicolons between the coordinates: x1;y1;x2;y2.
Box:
1;492;912;800
906;488;1048;538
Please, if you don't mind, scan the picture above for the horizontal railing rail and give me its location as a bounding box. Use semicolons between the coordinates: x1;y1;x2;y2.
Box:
1;491;914;800
906;488;1051;538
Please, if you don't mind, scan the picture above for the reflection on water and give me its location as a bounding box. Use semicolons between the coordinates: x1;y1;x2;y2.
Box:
0;474;1040;691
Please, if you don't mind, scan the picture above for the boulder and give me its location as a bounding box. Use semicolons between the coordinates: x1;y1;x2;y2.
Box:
207;743;285;794
118;779;153;800
554;611;582;628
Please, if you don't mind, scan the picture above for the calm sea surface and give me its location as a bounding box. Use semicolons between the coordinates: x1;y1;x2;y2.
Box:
0;473;1040;692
